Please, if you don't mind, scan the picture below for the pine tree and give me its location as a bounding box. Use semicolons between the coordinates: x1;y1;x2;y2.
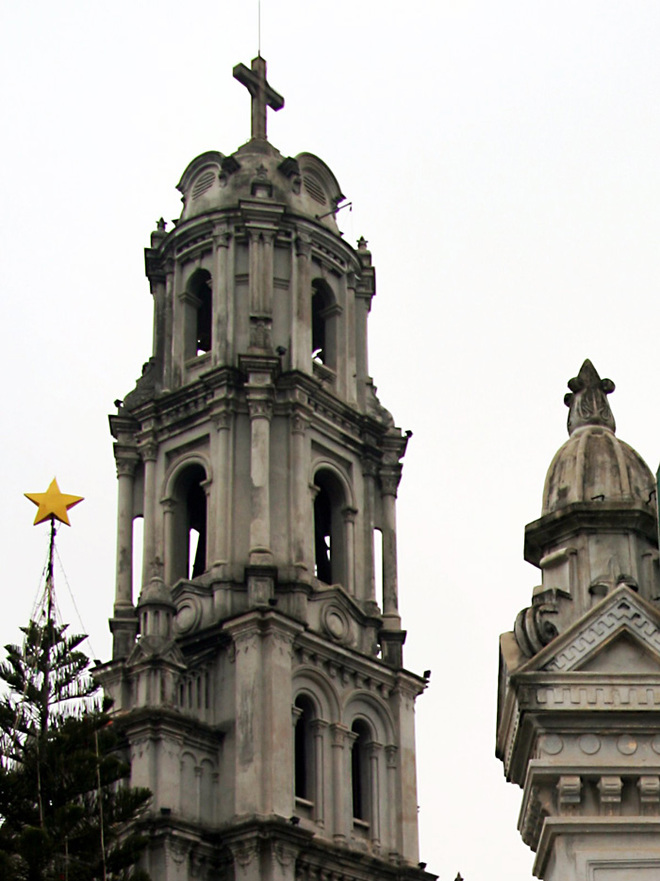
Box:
0;618;151;880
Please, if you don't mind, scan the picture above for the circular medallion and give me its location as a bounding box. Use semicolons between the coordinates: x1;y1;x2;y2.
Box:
540;734;563;755
321;603;351;644
579;734;601;755
174;598;202;634
617;735;637;756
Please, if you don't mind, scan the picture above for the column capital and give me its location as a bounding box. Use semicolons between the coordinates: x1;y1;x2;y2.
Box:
213;408;233;431
246;389;274;421
291;408;312;436
115;455;139;478
295;234;312;258
139;440;158;462
213;228;232;248
385;744;398;767
330;723;351;747
379;466;402;497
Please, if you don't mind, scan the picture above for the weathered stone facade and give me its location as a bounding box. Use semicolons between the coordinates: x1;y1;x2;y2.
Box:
97;57;433;881
498;360;660;879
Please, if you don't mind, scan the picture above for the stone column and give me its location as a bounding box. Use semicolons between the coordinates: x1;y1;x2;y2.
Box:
140;441;158;588
114;455;138;610
311;719;328;826
368;742;383;851
361;459;378;605
247;384;274;568
213;226;231;364
331;724;352;843
385;745;399;859
380;468;402;629
163;258;175;390
343;506;358;596
291;409;311;574
162;498;176;585
293;235;312;372
211;408;232;569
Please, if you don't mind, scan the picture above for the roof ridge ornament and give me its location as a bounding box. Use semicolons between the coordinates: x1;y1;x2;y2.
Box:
564;359;616;435
233;55;284;142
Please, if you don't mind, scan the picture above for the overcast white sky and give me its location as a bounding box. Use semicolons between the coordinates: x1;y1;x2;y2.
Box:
3;2;660;879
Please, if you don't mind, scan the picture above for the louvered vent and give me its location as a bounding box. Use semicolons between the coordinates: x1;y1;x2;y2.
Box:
303;175;327;205
192;170;215;200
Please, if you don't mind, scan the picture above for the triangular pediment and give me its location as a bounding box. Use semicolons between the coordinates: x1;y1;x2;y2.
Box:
126;635;186;669
518;586;660;675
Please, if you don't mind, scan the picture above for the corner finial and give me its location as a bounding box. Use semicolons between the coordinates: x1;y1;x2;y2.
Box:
564;359;615;435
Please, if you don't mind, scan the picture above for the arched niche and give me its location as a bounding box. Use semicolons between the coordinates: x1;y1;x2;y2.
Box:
164;458;210;584
183;268;213;359
312;465;353;588
311;278;339;370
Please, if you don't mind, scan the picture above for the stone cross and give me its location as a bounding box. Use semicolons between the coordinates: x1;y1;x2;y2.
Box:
233;55;284;141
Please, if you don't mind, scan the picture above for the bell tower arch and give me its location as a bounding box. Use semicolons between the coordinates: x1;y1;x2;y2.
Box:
98;56;433;881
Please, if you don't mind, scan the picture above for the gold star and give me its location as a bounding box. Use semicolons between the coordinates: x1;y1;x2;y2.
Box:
24;478;84;526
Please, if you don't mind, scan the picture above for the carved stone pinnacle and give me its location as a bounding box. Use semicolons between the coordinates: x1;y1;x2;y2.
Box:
564;359;616;435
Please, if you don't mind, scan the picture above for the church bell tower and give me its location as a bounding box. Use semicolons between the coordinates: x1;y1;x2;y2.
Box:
497;360;660;880
99;58;432;881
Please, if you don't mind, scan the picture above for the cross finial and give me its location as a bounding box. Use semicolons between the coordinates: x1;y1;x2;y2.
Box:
233;55;284;141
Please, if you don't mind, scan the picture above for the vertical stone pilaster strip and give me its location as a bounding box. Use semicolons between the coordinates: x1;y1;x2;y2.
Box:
385;745;399;859
261;231;275;316
291;410;311;574
163;259;175;389
293;235;312;372
213;227;231;364
361;459;378;604
212;409;232;567
368;742;382;850
248;230;260;314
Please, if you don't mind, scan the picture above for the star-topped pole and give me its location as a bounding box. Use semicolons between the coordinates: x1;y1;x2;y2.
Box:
233;55;284;141
24;478;84;625
25;477;84;526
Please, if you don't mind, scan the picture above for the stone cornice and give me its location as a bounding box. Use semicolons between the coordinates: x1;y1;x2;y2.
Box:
111;704;227;748
294;626;426;699
534;816;660;878
151;204;363;279
525;502;657;566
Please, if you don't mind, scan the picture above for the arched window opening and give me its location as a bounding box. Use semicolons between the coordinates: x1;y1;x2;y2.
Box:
311;279;336;368
294;695;315;802
171;463;208;583
351;719;371;822
186;479;207;579
185;269;212;358
313;470;347;586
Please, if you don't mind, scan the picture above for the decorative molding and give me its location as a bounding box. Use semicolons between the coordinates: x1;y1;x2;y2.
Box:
597;775;622;816
520;683;660;711
557;775;582;815
543;596;660;672
140;441;158;462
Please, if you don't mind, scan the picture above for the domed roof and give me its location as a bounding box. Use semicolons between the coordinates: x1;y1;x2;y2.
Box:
176;141;346;235
542;360;655;515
